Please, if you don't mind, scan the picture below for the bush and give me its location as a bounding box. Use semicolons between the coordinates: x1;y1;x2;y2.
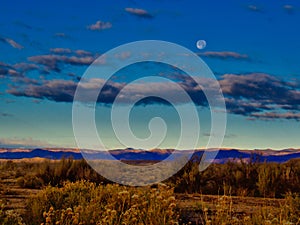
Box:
25;181;179;225
0;200;24;225
17;174;44;189
36;158;108;186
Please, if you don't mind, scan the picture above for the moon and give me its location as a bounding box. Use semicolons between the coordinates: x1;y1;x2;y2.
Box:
196;40;206;50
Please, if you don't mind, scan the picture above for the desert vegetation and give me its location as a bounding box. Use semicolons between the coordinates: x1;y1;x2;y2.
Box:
169;156;300;198
1;157;300;224
26;180;178;225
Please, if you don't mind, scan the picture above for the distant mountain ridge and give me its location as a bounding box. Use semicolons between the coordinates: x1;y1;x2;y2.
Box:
1;148;300;163
0;148;83;160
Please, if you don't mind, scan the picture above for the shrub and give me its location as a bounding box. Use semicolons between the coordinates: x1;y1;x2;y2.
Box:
0;200;24;225
36;158;108;186
17;174;44;189
25;181;179;225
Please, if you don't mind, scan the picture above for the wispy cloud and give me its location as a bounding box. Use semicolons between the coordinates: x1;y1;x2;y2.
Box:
0;36;24;49
203;132;237;138
87;20;112;31
53;33;72;39
115;51;131;60
75;49;93;56
28;55;62;72
0;62;11;68
28;54;96;72
54;33;66;37
0;112;13;117
50;48;93;56
50;48;72;54
251;112;300;121
13;21;33;30
1;61;44;79
198;51;249;60
283;5;295;14
247;4;263;12
0;62;22;77
13;63;40;73
7;79;77;102
1;48;97;79
0;137;52;148
0;67;9;77
125;7;153;18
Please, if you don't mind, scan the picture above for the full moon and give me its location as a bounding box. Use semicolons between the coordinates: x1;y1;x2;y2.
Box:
196;40;206;49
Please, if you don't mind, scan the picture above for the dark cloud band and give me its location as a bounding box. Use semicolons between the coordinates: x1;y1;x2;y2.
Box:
7;72;300;120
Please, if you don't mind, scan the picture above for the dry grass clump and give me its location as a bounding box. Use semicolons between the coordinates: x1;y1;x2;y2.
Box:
193;192;300;225
0;200;24;225
25;180;179;225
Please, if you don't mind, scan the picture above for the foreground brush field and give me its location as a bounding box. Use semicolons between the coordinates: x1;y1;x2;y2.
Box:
1;158;300;224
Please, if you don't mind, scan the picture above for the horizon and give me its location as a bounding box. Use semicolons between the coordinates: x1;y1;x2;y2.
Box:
1;0;300;150
1;146;300;151
1;146;300;165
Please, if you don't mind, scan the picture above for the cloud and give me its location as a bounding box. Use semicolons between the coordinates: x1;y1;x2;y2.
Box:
10;76;40;85
8;69;22;77
0;62;22;77
0;62;11;76
6;77;209;105
0;61;11;68
0;137;52;148
115;51;131;60
219;73;300;110
0;112;13;117
203;132;236;138
198;51;249;60
64;56;95;65
5;99;16;104
251;112;300;121
54;33;67;37
125;7;153;18
1;62;44;79
50;48;72;54
6;70;300;120
87;20;112;31
0;67;9;76
225;98;265;115
13;63;40;73
170;73;300;119
7;79;77;102
1;48;98;79
75;49;93;56
28;55;62;72
67;72;81;81
0;36;24;49
28;54;96;72
283;5;295;14
218;73;300;119
13;21;33;30
247;5;263;12
50;48;93;56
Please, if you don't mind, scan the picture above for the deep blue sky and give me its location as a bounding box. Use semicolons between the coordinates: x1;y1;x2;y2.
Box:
1;0;300;149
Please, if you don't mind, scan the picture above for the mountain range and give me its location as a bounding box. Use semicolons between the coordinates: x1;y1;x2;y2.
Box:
1;148;300;163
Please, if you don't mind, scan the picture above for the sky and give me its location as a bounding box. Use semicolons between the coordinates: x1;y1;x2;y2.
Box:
1;0;300;150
